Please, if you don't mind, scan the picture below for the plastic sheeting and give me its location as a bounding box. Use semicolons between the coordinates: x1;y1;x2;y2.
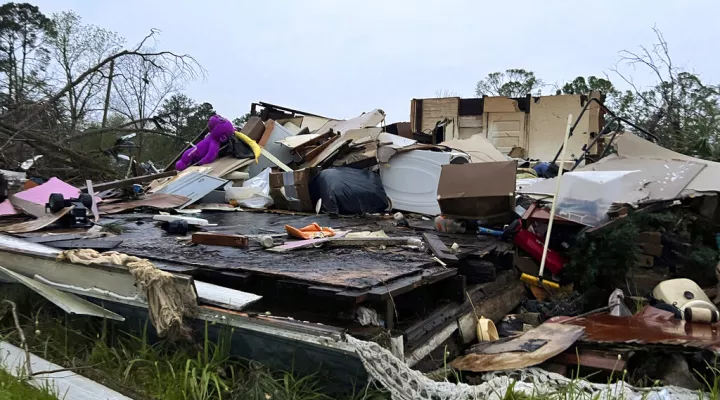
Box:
310;168;389;215
225;168;273;209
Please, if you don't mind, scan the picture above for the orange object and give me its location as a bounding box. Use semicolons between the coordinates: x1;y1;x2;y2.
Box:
285;223;335;240
23;180;39;190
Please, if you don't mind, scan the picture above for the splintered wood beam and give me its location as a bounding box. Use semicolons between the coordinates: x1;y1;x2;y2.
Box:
422;233;459;263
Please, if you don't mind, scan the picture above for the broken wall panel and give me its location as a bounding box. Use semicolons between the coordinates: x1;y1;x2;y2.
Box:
527;93;601;161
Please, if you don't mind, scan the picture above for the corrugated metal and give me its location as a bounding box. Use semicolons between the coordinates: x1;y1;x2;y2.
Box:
551;306;720;352
156;172;227;209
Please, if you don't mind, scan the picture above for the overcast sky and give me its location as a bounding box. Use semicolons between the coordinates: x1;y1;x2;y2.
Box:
32;0;720;122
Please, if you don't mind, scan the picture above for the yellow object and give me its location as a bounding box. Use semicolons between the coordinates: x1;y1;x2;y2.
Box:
520;273;561;290
234;131;261;163
476;316;499;342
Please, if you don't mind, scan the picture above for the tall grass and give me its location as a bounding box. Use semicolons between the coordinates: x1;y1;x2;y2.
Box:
0;285;389;400
6;284;720;400
0;369;58;400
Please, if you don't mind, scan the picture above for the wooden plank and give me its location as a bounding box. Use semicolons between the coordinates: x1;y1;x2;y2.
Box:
458;258;496;283
366;268;457;301
458;280;525;344
260;148;292;172
552;349;626;371
302;135;339;161
307;138;351;168
26;234;85;243
326;237;415;248
79;171;176;192
192;232;249;248
405;322;458;367
422;233;458;263
44;238;123;250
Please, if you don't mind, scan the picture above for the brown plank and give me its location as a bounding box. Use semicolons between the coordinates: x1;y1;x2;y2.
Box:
552;349;626;371
302;135;340;162
451;323;585;372
191;232;249;248
422;233;459;263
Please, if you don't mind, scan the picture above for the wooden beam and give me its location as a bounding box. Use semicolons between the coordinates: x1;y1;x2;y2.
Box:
422;233;459;264
457;280;525;344
260;148;292;172
192;232;249;248
79;170;177;192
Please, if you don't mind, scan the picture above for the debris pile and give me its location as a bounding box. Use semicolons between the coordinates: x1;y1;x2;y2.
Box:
1;97;720;394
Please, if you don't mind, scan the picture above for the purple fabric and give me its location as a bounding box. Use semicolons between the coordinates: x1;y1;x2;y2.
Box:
176;115;235;171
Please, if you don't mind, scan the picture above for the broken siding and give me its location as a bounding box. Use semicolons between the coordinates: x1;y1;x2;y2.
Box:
458;116;483;139
415;97;460;134
482;97;521;113
527;94;600;161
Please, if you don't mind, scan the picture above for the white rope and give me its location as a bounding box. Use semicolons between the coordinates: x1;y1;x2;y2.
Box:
346;335;701;400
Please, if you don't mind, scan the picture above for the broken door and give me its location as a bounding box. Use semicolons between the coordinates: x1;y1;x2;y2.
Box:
487;112;526;154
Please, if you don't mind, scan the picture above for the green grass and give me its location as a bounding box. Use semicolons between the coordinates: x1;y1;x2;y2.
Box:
0;369;57;400
0;286;390;400
3;285;720;400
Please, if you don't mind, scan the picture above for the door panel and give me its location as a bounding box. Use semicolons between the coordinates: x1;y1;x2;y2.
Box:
487;112;526;154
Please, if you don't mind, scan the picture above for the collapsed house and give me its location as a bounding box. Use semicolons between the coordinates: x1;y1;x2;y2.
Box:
411;93;604;160
1;97;720;395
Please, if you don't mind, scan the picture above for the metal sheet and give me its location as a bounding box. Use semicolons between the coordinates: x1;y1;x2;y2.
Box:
450;323;584;372
0;265;124;321
194;280;261;311
614;133;720;193
521;157;704;204
156;172;227;209
0;341;132;400
551;306;720;352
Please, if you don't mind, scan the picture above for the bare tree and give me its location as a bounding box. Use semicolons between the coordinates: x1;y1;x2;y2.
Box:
0;29;203;180
434;89;459;98
47;11;124;134
611;27;720;160
111;44;186;160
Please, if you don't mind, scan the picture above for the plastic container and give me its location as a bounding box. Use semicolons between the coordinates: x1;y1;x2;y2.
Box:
513;229;567;275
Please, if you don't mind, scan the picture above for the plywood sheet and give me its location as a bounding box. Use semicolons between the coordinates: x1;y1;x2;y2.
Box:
451;323;584;372
0;207;71;233
98;193;189;214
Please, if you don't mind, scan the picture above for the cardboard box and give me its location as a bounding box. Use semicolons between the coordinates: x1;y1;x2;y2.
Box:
240;116;266;142
269;167;320;212
437;161;517;222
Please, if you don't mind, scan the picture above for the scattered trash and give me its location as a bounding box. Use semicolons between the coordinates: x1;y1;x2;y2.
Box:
355;307;381;327
285;223;335;240
4;96;720;394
